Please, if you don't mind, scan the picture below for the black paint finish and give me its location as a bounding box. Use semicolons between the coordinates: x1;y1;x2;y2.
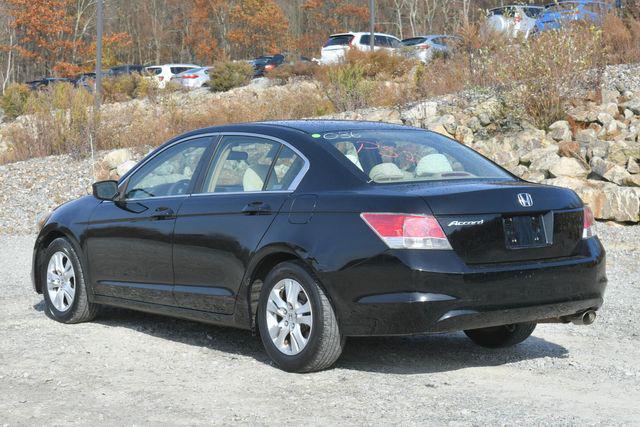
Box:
32;121;607;337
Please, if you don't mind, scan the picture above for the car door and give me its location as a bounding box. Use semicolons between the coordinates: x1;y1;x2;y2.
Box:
172;134;308;314
86;136;213;305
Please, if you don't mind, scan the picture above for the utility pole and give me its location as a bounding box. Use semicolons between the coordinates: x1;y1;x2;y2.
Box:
95;0;103;112
369;0;375;52
91;0;104;179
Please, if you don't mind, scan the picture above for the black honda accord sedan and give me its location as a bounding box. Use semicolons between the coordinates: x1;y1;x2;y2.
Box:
32;120;606;372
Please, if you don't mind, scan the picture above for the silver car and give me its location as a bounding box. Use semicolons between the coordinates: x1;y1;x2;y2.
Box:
170;67;211;89
401;35;461;63
485;5;544;38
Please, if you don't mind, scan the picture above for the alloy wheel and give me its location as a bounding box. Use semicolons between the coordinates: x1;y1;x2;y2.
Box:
265;278;313;355
46;251;76;312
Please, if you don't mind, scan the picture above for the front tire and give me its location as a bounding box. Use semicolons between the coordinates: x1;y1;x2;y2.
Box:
258;261;344;372
464;322;536;348
41;238;98;324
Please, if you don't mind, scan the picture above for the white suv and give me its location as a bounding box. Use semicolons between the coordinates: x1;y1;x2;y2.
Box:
485;5;544;38
144;63;200;89
319;32;402;65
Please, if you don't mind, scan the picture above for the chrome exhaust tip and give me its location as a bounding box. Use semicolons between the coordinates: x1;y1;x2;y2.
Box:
571;309;597;325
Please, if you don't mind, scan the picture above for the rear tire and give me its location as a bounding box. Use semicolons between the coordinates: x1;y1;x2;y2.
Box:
41;238;98;324
257;261;344;372
464;322;536;348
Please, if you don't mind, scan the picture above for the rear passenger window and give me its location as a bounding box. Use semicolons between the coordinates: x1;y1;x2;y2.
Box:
266;146;305;191
201;136;279;193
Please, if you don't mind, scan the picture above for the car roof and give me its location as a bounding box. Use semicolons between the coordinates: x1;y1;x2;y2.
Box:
544;0;608;6
404;35;459;40
179;120;413;138
329;32;400;39
489;4;544;10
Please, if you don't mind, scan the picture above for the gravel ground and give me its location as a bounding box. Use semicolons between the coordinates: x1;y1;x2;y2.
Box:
0;222;639;425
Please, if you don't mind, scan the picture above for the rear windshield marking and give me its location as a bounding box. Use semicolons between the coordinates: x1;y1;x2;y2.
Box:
321;131;362;140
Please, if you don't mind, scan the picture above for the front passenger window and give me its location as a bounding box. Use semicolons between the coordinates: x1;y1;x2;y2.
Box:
124;138;209;199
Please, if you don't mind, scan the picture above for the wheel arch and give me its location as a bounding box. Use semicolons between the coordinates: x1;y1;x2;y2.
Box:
236;244;326;331
33;226;83;294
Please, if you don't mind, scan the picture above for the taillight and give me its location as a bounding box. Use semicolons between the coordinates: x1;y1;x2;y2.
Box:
360;213;452;250
420;43;431;50
264;64;276;71
182;74;198;79
583;206;596;239
158;76;164;81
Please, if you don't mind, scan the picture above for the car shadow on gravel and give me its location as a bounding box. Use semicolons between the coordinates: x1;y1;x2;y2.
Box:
337;334;568;374
93;306;568;374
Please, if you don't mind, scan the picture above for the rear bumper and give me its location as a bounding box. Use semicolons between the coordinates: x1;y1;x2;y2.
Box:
322;237;606;336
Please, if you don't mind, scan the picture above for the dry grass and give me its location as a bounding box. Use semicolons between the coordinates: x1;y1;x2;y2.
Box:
0;82;330;164
3;14;640;164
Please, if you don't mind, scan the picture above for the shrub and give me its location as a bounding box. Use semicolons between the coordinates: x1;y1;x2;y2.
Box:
265;60;319;82
208;61;254;92
1;83;32;120
500;24;604;128
316;50;419;111
102;74;159;103
4;82;93;160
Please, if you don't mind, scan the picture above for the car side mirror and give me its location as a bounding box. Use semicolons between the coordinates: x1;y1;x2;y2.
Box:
92;180;120;201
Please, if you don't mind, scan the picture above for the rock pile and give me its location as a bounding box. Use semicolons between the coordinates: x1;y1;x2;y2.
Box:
323;85;640;222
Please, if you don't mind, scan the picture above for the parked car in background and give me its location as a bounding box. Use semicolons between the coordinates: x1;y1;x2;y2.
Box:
401;35;461;63
170;67;211;89
251;54;313;77
26;78;72;91
72;72;97;91
144;63;200;89
320;32;402;64
252;54;285;77
486;5;544;38
108;65;145;76
534;0;611;33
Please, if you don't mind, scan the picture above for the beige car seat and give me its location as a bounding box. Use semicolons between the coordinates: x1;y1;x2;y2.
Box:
369;163;405;182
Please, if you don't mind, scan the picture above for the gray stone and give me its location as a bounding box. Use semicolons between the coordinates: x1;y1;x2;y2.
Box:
102;149;132;169
548;120;572;142
608;140;640;166
622;97;640;115
623;175;640;187
575;128;598;144
520;145;559;166
493;150;520;169
587;140;609;159
600;184;640;222
601;89;620;105
116;160;137;177
628;158;640;174
401;101;438;126
548;157;589;179
455;125;474;144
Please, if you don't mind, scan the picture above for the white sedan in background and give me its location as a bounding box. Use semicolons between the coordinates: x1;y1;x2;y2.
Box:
170;67;212;89
144;63;200;89
319;32;402;65
401;35;461;63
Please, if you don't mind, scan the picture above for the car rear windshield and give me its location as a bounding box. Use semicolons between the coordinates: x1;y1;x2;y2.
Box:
524;6;544;17
401;37;427;46
319;130;513;184
324;35;354;47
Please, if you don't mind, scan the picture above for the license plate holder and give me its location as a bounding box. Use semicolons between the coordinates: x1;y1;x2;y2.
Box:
503;214;549;249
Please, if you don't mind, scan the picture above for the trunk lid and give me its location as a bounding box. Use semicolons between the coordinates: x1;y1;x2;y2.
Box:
402;180;584;264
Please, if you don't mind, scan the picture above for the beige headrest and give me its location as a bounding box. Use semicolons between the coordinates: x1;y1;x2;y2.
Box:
243;165;269;191
416;154;453;176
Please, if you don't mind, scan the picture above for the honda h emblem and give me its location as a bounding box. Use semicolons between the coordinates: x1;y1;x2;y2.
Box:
517;193;533;207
